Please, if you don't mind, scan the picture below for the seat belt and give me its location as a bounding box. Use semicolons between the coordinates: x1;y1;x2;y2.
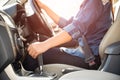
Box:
81;35;96;66
81;0;114;67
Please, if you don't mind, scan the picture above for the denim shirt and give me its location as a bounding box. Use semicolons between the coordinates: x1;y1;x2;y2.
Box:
58;0;112;58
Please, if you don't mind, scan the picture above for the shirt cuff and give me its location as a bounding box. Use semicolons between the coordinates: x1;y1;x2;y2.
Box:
58;17;68;28
63;23;81;40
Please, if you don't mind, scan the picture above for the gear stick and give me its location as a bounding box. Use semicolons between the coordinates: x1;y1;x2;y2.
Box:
37;54;43;75
36;33;44;75
29;33;57;79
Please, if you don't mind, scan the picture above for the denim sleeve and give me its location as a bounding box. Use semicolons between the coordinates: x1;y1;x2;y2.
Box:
63;23;81;39
58;17;68;28
63;0;103;40
58;17;74;28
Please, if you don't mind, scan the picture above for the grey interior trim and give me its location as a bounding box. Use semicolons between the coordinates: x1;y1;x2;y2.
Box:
59;70;120;80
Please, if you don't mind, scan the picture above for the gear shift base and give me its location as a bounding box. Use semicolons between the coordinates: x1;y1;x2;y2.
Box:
29;71;57;79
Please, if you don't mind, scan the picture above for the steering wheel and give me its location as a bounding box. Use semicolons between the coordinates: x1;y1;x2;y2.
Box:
25;0;53;37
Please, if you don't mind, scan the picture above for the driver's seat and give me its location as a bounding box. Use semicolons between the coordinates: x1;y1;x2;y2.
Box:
98;6;120;75
43;4;120;78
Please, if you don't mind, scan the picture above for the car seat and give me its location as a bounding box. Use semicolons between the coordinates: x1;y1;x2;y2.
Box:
43;3;120;78
58;6;120;79
98;5;120;75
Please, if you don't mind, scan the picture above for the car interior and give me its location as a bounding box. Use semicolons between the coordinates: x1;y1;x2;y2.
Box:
0;0;120;80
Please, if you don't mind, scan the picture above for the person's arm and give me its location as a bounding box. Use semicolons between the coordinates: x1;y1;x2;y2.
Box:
35;0;60;24
27;30;72;59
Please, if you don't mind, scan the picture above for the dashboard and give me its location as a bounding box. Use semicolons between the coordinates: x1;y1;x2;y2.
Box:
1;0;27;18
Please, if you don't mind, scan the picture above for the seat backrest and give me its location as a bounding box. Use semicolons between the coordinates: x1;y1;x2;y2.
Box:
99;6;120;59
98;5;120;75
99;8;120;59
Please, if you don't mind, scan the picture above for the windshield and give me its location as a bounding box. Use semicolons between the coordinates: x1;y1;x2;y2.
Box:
0;0;9;7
